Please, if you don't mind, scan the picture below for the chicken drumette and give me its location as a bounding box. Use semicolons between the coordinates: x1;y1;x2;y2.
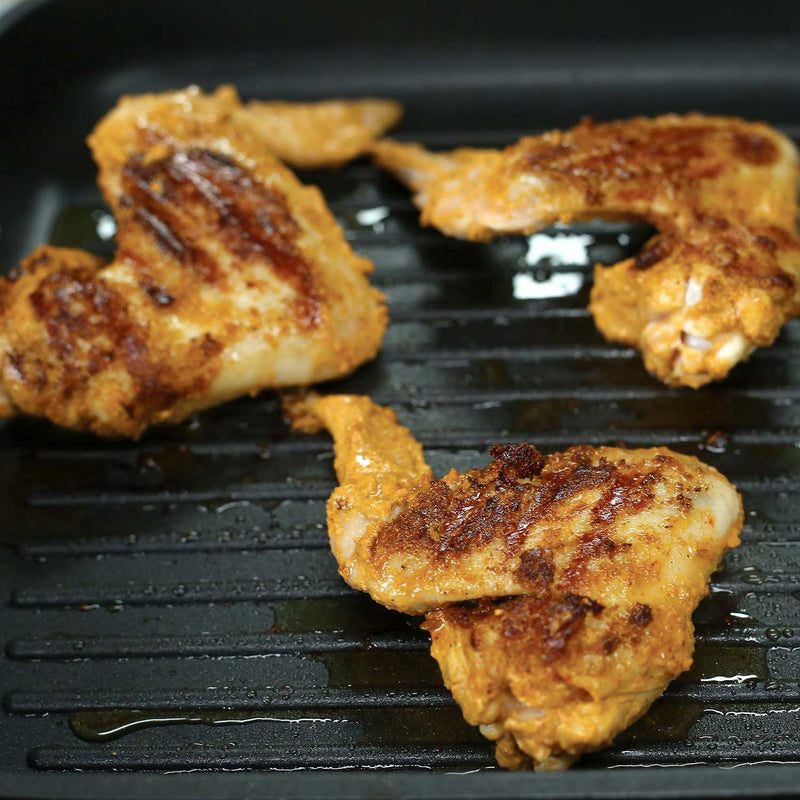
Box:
288;393;743;770
373;114;800;387
0;87;394;437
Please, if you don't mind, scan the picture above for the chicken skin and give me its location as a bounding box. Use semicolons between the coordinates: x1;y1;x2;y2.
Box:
373;115;800;387
288;393;743;770
94;85;402;175
0;87;388;438
373;115;797;238
244;96;403;169
591;218;800;386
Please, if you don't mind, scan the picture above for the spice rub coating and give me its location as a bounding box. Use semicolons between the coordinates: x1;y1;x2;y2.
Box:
373;114;800;387
425;591;692;770
290;393;742;770
349;441;741;614
0;87;387;437
244;95;402;169
590;219;800;387
373;114;798;239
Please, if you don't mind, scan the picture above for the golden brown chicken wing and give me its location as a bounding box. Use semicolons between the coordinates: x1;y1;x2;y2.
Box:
373;114;798;238
373;115;800;387
0;88;387;437
425;593;693;770
91;85;401;176
591;218;800;386
244;95;402;169
288;393;743;770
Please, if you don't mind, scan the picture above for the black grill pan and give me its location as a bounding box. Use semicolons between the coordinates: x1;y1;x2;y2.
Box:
2;1;800;797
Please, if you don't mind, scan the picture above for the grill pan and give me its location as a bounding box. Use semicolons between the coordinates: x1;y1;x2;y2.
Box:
2;1;800;797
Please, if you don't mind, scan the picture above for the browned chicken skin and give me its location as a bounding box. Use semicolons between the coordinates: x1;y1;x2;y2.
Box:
0;87;394;438
243;95;402;169
373;115;800;387
288;393;743;770
592;218;800;386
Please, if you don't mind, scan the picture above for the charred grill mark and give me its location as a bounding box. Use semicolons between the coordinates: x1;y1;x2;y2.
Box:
634;238;672;270
7;352;47;391
602;635;621;654
25;268;219;417
512;594;603;663
765;271;795;290
443;594;604;664
546;458;614;505
200;333;223;358
120;331;183;412
122;148;321;327
562;530;631;588
29;269;127;367
732;132;779;165
630;603;653;627
521;123;728;186
489;443;545;483
694;213;731;231
579;531;619;558
143;283;175;307
593;469;658;524
755;234;778;252
123;167;220;283
374;447;636;565
133;207;187;261
516;547;554;593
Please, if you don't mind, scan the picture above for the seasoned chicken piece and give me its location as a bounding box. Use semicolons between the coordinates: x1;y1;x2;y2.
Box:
286;392;432;566
290;393;743;770
374;114;800;387
295;395;741;615
373;114;798;239
590;219;800;387
425;593;695;771
89;85;401;174
244;97;402;169
0;88;387;437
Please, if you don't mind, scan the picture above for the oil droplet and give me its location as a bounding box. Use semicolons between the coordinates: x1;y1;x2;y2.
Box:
70;709;345;742
741;567;765;586
700;430;730;454
524;232;594;266
512;270;584;300
93;210;116;241
354;206;390;230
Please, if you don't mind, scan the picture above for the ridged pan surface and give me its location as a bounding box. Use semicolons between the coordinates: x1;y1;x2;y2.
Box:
2;1;800;797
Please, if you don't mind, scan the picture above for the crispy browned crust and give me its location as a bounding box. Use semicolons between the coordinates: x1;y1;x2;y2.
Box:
423;591;693;770
373;113;800;387
355;442;740;614
509;116;794;230
373;443;660;569
590;219;800;386
290;393;743;771
0;245;224;432
373;114;799;238
0;87;388;437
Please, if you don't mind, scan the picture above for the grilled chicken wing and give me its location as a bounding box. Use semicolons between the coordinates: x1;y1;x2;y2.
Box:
289;393;743;769
373;115;800;387
373;115;798;238
591;219;800;386
244;96;402;169
92;85;401;175
286;392;432;566
0;88;387;437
